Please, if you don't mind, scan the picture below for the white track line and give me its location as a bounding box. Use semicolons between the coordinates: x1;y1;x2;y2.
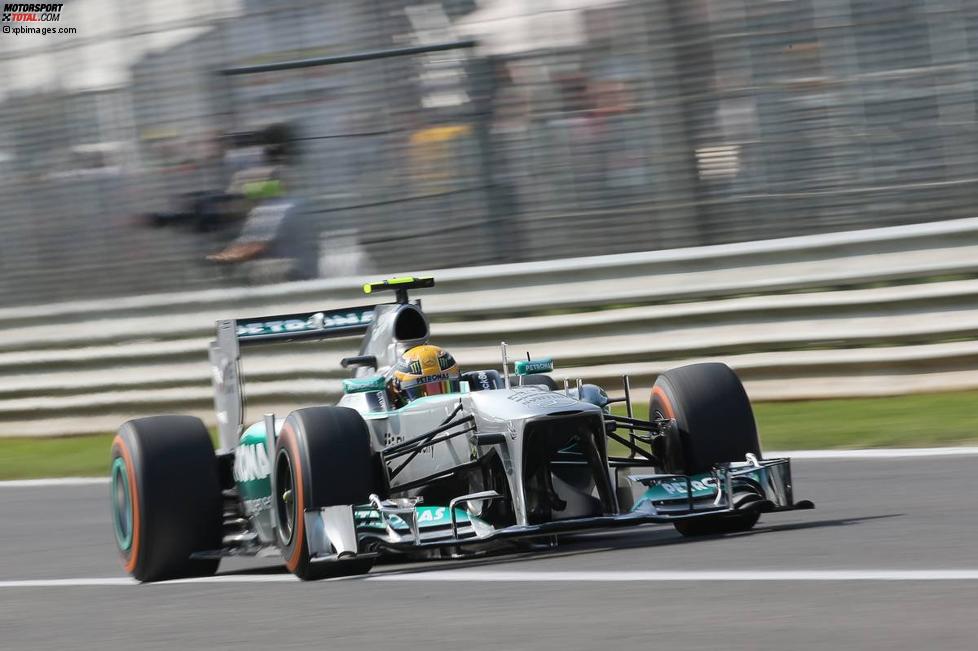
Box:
3;446;978;489
369;570;978;582
0;578;138;588
766;446;978;459
0;576;296;588
6;570;978;588
0;477;109;488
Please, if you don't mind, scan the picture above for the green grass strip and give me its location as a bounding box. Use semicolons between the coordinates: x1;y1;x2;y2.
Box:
612;390;978;451
0;433;117;481
2;391;977;480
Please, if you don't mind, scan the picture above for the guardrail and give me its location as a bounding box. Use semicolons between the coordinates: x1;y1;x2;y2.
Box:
4;217;978;437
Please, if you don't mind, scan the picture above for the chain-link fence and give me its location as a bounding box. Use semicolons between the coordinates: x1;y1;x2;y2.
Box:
2;0;978;305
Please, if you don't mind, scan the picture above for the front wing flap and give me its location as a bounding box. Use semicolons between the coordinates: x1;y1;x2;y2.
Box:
304;457;813;556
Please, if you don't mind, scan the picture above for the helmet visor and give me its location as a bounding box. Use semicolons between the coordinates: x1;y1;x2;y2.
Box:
401;377;460;401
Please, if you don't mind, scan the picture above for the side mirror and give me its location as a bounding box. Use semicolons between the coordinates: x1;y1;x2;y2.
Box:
340;355;377;370
342;375;390;414
342;375;386;394
515;357;554;375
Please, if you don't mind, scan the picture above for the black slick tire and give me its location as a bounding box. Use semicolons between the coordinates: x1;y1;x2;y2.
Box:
274;407;377;580
649;363;763;537
110;416;223;582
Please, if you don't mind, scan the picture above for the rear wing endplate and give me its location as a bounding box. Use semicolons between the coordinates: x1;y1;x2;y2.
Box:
209;305;377;450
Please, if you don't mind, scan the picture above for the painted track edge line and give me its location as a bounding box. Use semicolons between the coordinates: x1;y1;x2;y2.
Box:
0;477;110;488
0;576;299;588
7;570;978;588
765;446;978;459
369;569;978;582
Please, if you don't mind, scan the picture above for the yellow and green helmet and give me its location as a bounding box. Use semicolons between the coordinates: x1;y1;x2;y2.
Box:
392;344;460;401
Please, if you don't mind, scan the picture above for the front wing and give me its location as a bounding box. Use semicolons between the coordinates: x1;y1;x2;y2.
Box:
301;456;814;563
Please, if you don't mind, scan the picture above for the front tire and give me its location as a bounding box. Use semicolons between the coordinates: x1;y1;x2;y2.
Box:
274;407;377;580
110;416;223;582
650;363;763;537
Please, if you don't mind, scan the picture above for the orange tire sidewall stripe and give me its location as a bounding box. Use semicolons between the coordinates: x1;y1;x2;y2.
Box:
112;435;141;575
651;385;675;419
281;424;305;572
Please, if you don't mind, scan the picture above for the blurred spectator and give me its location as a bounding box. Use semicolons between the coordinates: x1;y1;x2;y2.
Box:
206;124;319;283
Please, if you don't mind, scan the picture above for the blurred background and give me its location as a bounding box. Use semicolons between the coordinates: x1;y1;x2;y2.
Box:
5;7;978;641
4;0;978;304
4;0;978;448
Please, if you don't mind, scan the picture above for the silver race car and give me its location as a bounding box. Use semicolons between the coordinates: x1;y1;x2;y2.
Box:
110;277;813;582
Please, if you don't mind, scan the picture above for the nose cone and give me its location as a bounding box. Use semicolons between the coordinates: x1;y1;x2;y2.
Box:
468;387;600;420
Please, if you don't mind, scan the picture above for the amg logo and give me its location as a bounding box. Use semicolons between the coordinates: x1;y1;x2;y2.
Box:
418;507;447;523
242;496;272;516
660;478;715;494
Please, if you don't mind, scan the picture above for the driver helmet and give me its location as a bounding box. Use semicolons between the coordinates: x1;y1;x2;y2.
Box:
392;344;460;402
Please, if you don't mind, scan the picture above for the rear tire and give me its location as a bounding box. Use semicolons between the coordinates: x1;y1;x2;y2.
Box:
274;407;377;580
649;363;763;537
110;416;222;582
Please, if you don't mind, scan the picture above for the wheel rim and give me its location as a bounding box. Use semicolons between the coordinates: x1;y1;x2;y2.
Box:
275;449;296;546
110;456;133;552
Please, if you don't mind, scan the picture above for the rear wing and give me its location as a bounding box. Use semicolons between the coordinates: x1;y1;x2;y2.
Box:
234;305;376;345
210;305;378;451
210;277;436;451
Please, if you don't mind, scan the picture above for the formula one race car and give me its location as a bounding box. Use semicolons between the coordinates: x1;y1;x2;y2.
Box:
109;277;813;582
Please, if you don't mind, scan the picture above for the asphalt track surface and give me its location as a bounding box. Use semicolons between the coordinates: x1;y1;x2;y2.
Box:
2;455;978;650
